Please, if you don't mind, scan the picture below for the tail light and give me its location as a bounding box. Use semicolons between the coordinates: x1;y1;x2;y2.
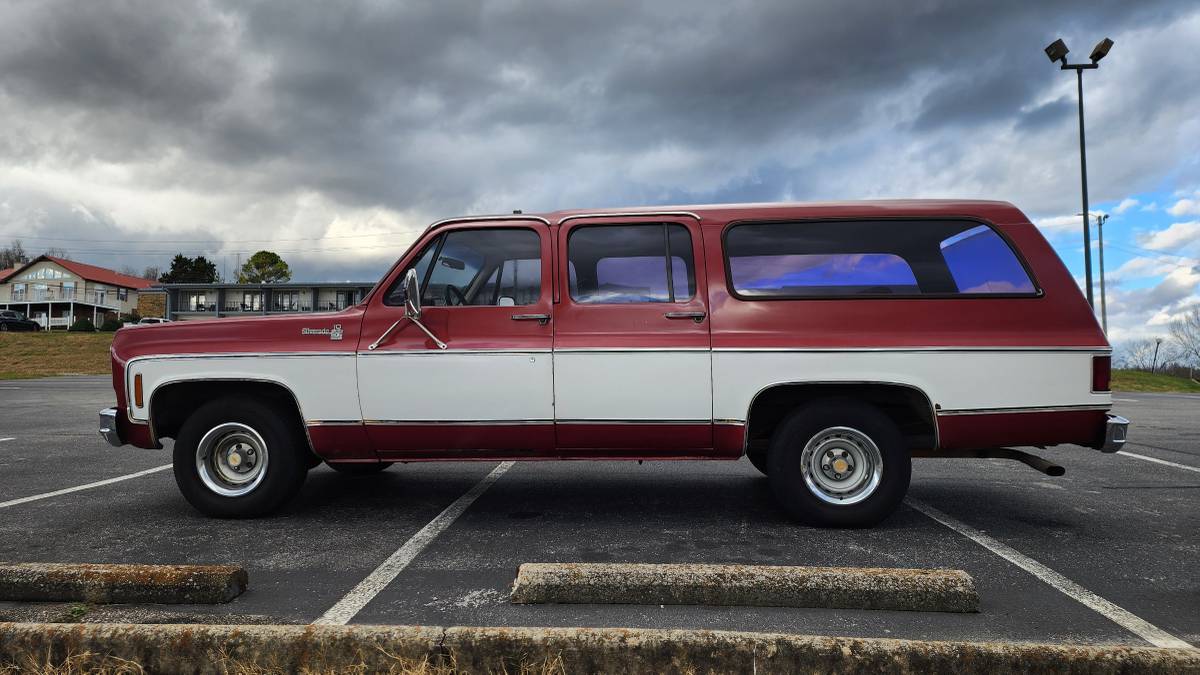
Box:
1092;355;1111;392
134;373;144;408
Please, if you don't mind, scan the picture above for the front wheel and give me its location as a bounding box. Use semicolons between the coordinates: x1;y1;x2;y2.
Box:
173;397;308;518
767;400;910;527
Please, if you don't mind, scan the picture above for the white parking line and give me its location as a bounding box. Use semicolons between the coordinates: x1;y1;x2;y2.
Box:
314;461;515;625
908;498;1192;649
1113;398;1138;402
0;438;14;443
0;465;172;509
1117;450;1200;474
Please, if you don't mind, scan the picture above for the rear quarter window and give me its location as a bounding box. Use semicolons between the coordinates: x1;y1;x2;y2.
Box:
723;219;1038;299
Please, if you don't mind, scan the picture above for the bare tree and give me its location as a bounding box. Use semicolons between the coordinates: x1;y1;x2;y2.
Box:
0;240;27;268
1116;338;1169;371
119;265;139;277
1169;307;1200;368
141;265;161;281
44;247;69;259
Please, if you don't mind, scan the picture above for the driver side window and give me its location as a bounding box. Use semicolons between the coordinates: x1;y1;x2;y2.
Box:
391;228;543;307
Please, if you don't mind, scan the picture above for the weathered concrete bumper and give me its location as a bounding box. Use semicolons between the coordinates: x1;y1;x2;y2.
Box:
98;407;123;447
1099;413;1130;453
0;563;247;604
1;623;1197;674
510;562;979;613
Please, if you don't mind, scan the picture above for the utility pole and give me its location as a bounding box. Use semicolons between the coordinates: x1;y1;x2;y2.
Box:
1045;37;1113;310
1152;338;1162;373
1095;212;1109;333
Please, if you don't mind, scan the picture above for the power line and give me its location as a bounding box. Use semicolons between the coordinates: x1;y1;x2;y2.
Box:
0;230;412;244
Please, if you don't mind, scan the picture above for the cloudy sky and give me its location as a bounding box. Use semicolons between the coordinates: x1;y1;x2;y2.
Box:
0;0;1197;342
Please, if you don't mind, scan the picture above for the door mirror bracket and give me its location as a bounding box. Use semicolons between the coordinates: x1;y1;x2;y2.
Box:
368;269;448;350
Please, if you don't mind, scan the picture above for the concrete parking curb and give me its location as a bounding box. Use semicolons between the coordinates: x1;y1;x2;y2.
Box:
0;623;1197;674
0;563;247;604
510;562;979;612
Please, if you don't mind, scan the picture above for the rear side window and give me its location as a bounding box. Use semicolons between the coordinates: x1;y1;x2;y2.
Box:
724;220;1036;298
568;224;696;304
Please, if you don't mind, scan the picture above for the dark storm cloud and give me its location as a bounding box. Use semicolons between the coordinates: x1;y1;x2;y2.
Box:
1;0;1198;283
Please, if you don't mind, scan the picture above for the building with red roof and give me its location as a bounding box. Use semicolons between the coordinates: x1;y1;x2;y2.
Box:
0;255;155;329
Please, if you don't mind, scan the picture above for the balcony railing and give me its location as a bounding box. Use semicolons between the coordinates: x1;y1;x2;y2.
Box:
9;289;120;307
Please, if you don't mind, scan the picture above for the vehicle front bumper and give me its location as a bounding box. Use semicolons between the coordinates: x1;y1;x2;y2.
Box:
99;407;123;447
1097;413;1129;453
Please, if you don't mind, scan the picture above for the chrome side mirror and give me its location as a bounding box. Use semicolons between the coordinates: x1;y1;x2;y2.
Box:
403;268;422;319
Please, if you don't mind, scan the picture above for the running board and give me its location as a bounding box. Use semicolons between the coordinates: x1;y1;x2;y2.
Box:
912;448;1065;477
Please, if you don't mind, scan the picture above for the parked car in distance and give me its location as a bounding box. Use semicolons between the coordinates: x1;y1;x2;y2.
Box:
0;309;39;332
136;317;170;325
100;200;1128;526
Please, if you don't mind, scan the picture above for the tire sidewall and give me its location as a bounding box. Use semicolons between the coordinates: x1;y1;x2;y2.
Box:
173;397;307;518
767;400;911;527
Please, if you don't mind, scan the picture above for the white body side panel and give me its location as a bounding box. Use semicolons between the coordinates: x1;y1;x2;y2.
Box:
357;351;554;422
712;349;1110;422
126;354;359;423
553;351;712;421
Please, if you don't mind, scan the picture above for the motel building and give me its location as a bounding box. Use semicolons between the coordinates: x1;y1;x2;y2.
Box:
0;256;152;329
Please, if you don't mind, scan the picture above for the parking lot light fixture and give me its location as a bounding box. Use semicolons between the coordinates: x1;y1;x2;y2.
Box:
1046;36;1114;310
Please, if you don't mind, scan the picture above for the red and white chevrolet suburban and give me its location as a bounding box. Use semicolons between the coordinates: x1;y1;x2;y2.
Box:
100;201;1128;526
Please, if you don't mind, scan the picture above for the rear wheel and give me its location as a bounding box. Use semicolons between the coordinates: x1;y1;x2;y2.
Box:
767;399;910;527
173;397;308;518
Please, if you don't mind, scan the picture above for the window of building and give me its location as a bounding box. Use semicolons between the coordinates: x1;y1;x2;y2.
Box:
12;284;25;300
242;292;263;311
185;292;207;310
724;220;1036;298
568;224;695;304
117;288;128;302
62;282;76;299
275;292;301;311
385;228;543;307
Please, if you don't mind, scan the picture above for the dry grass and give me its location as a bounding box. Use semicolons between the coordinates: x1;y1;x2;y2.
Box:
0;648;568;675
0;332;113;379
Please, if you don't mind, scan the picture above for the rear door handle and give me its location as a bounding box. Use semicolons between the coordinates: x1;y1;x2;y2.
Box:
664;311;706;322
511;313;550;325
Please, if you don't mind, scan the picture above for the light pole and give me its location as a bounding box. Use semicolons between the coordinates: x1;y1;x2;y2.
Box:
1045;36;1113;310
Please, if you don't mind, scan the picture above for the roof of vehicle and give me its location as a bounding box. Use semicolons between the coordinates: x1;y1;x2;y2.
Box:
428;199;1027;232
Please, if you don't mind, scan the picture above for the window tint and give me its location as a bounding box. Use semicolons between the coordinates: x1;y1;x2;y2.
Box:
725;220;1035;298
940;225;1036;294
568;224;696;304
387;228;542;307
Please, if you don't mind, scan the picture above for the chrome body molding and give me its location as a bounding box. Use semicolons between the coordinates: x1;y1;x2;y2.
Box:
714;419;746;426
306;420;363;426
740;380;940;456
712;346;1112;353
357;348;553;356
557;211;702;225
552;347;710;353
555;419;710;426
361;419;553;426
936;403;1112;416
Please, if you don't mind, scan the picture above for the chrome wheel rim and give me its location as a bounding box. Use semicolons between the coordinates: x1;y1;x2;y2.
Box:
800;426;882;505
195;422;269;497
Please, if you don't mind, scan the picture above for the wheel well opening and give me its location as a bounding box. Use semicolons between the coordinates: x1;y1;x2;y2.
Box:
150;380;308;449
745;383;937;455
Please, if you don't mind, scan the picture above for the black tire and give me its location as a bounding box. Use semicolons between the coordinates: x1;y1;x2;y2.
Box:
747;451;769;476
173;396;308;518
327;461;394;476
767;399;910;528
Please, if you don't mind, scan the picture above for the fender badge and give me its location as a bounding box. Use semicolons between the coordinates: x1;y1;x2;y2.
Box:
302;324;343;341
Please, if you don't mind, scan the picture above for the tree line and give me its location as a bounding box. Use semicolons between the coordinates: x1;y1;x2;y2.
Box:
1114;307;1200;378
1;240;292;284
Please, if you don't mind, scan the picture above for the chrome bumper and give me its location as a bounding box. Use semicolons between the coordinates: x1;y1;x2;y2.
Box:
1098;414;1129;453
99;407;123;447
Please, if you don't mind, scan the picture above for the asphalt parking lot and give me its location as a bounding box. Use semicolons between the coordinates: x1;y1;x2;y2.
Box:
0;376;1196;648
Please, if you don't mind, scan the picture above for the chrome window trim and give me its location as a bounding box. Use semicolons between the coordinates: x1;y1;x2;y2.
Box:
425;214;551;234
937;404;1111;416
357;349;553;356
557;211;701;225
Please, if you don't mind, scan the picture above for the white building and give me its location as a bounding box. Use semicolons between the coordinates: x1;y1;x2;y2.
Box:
0;256;152;329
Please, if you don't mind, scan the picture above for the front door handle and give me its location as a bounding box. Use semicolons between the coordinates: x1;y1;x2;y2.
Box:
664;311;706;323
511;313;550;325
